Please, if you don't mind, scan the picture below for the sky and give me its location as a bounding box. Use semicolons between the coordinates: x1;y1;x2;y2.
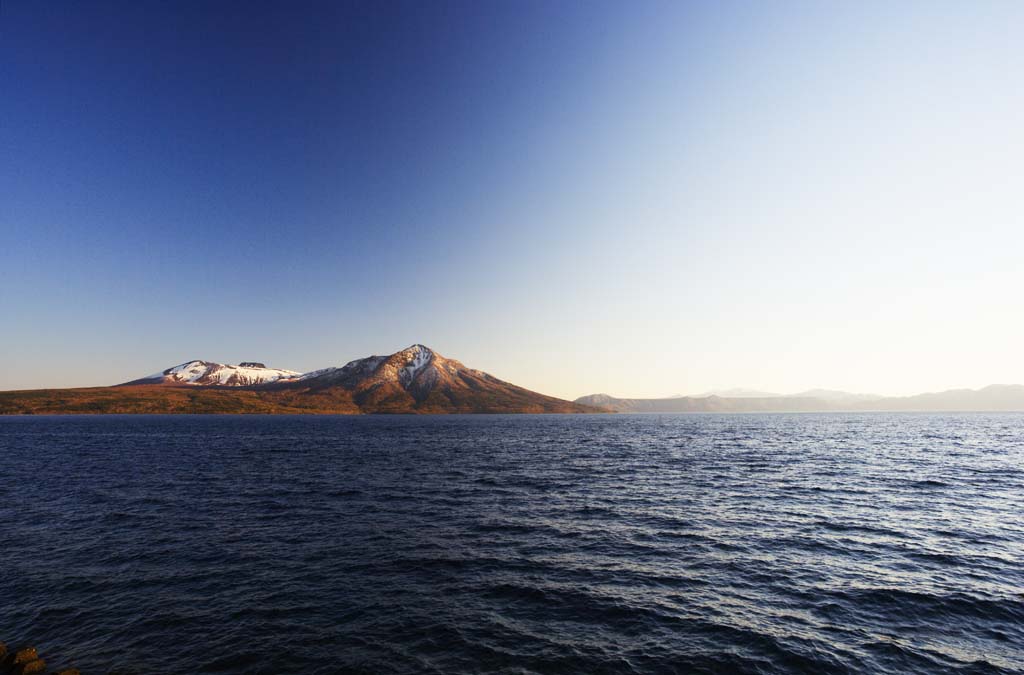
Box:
2;1;1022;399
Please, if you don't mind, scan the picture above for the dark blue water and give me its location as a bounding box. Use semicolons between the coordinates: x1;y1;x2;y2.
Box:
1;414;1022;674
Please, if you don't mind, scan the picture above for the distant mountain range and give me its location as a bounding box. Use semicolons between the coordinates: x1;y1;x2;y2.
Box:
576;384;1024;412
694;388;883;403
694;388;782;398
0;345;596;415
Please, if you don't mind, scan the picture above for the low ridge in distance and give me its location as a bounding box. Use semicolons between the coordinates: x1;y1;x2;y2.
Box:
576;385;1024;412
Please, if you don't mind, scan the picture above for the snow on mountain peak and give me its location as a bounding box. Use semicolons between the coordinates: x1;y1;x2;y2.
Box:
398;344;434;386
140;360;301;386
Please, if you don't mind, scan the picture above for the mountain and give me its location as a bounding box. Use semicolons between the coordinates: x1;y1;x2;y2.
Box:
0;345;600;415
696;388;782;398
575;385;1024;413
264;344;599;414
5;349;1023;415
786;389;882;403
124;360;301;386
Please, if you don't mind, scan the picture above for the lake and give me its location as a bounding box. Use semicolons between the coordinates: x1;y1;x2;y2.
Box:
1;413;1021;674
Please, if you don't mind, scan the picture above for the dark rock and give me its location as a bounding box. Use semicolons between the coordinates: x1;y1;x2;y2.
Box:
12;657;45;675
9;647;37;665
238;362;266;368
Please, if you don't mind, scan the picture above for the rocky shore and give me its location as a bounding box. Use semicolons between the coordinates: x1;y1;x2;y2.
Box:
0;642;78;675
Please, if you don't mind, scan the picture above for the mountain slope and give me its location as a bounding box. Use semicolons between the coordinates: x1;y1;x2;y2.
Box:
0;385;359;415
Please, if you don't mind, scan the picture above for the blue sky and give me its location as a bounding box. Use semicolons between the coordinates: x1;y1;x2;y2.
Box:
2;1;1022;398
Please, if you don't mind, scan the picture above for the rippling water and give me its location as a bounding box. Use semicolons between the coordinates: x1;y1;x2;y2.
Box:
1;414;1022;674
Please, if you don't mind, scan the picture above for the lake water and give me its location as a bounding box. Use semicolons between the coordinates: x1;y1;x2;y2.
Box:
1;413;1021;674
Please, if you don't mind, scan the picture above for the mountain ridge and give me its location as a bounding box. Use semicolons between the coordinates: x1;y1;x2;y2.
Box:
125;360;302;386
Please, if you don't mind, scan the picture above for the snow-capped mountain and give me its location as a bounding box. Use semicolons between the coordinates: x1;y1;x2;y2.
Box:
107;345;595;413
282;344;579;412
125;360;301;386
295;344;458;395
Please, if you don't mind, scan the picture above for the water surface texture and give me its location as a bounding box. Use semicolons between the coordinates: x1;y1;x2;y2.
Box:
1;414;1022;674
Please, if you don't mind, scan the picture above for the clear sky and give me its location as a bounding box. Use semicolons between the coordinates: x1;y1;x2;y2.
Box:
2;1;1022;399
